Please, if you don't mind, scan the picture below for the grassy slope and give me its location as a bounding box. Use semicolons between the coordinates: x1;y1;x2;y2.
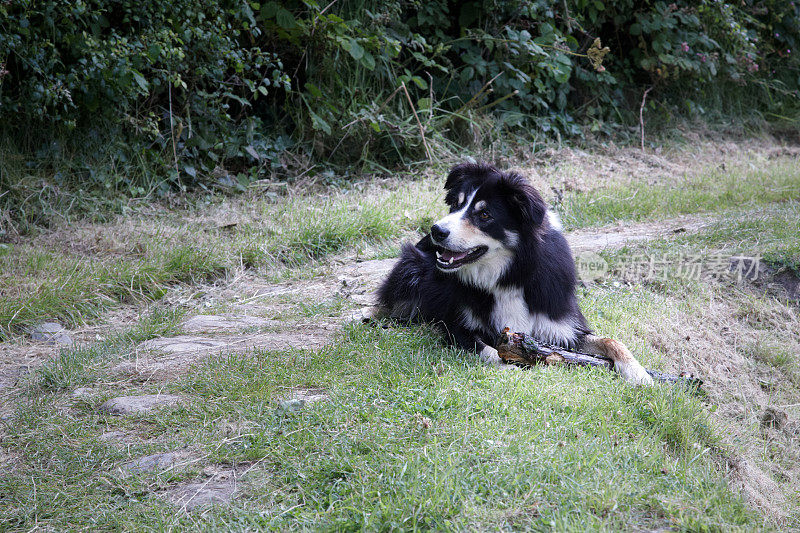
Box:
559;159;800;230
1;147;799;530
3;323;753;530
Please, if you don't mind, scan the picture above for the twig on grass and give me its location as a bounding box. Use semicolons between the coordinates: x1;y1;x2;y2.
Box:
168;81;179;175
640;86;653;151
475;90;520;114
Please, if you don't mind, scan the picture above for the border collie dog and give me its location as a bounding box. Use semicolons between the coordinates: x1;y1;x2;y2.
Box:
377;162;652;385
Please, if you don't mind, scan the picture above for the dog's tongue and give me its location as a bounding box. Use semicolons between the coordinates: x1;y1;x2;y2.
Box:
441;249;469;262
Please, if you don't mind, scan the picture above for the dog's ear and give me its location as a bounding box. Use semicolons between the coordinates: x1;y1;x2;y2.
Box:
444;161;498;191
444;162;477;192
444;162;496;207
500;172;546;227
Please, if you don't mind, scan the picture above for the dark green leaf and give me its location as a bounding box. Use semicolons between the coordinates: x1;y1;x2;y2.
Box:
276;8;296;29
132;71;149;91
347;39;364;61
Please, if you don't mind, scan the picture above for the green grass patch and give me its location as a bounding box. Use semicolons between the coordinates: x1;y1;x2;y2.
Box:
559;160;800;230
0;323;755;530
687;202;800;275
0;243;226;339
245;180;442;267
0;179;446;337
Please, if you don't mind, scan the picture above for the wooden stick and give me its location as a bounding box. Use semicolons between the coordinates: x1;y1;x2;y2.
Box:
497;330;703;390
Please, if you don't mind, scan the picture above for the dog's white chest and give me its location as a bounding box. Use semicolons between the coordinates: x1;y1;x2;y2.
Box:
490;287;577;346
490;287;532;334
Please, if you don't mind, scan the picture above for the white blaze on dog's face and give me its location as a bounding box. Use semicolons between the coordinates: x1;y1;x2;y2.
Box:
429;187;518;289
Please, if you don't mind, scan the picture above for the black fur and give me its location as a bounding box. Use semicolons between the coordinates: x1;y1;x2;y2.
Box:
378;162;590;355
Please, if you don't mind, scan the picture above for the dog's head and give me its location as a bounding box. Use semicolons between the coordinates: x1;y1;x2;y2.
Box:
430;162;547;286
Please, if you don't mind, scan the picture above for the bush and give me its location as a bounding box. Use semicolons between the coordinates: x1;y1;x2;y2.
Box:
1;0;799;230
0;0;289;181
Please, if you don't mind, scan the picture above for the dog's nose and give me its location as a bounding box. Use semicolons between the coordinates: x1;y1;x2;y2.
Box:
430;224;450;242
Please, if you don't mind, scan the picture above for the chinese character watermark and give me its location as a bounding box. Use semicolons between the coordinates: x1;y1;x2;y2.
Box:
575;252;762;284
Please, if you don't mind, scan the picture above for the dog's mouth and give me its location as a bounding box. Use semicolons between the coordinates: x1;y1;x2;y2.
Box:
435;245;488;270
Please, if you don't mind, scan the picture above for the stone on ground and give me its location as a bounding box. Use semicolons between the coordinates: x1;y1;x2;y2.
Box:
99;394;185;415
120;450;196;475
164;468;242;511
182;314;275;333
277;387;328;411
28;322;74;346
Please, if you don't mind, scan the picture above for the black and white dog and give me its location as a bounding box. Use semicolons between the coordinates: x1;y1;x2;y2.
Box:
377;162;652;385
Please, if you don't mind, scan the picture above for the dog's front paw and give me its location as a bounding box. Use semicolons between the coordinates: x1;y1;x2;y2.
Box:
348;306;382;324
615;360;654;386
479;346;503;367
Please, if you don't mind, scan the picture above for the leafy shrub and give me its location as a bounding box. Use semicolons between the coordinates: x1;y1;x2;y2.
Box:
1;0;799;230
0;0;289;181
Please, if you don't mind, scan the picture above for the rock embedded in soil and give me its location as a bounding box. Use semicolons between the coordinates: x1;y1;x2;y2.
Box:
277;387;329;412
71;387;95;398
164;469;242;511
138;336;231;354
28;322;74;346
99;394;185;415
114;331;332;379
290;387;328;404
99;430;128;442
181;314;275;333
277;399;306;412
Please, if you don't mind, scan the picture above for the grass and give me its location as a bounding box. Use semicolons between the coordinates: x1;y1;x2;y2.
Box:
0;179;441;336
0;323;756;530
32;306;185;391
687;201;800;274
590;201;800;291
4;154;799;338
0;242;225;339
2;141;800;529
559;159;800;230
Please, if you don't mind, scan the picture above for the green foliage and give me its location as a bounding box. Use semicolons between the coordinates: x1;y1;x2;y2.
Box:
0;0;289;187
1;0;799;229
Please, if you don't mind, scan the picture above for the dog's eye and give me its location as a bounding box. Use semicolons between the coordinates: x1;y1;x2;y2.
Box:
478;210;491;221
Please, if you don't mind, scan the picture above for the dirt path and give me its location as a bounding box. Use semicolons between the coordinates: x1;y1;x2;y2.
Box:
567;214;711;253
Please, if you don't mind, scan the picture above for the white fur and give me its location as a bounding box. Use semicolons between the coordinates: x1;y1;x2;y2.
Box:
489;287;578;347
546;209;563;231
461;307;484;330
504;230;519;248
436;189;478;231
455;248;514;290
614;359;654;386
479;345;502;366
